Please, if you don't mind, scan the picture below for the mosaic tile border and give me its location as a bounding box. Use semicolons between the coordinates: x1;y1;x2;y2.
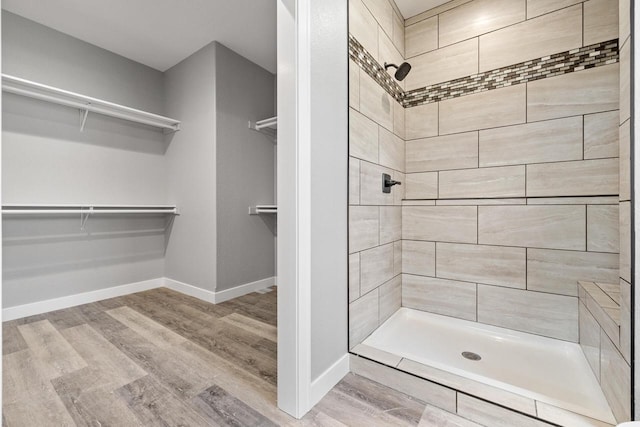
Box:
349;34;619;109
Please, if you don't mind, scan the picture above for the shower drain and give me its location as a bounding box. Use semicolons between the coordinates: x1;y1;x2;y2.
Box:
461;351;482;361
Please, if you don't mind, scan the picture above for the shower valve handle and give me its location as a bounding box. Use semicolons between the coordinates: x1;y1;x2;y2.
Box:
382;173;401;193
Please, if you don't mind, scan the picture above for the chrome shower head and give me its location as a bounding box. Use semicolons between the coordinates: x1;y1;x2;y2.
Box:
384;62;412;81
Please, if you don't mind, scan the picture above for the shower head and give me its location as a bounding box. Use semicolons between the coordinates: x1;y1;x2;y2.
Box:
384;62;412;81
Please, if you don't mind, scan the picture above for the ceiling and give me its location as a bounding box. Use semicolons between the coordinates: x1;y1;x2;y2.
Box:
394;0;451;19
2;0;277;73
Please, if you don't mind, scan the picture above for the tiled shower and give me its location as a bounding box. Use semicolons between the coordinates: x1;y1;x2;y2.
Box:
348;0;632;425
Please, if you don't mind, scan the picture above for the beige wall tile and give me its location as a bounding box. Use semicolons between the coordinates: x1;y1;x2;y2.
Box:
393;170;405;204
478;205;586;250
437;198;526;205
600;333;631;423
439;0;526;47
392;11;405;56
528;197;619;205
402;274;477;321
619;201;631;282
405;16;437;58
587;205;619;253
457;394;554;427
440;85;526;135
349;108;378;163
537;402;617;427
351;356;457;412
439;165;525;198
360;161;395;205
349;0;379;60
620;41;630;124
620;120;631;201
620;278;631;364
393;101;405;139
349;157;360;205
349;253;361;303
405;172;438;199
362;0;393;40
405;38;478;90
579;302;601;381
402;200;437;206
379;275;401;323
479;5;581;72
394;240;402;275
360;71;394;131
403;206;478;243
402;240;436;276
477;285;579;341
526;158;619;197
350;206;379;253
527;249;619;296
584;0;619;46
352;343;402;367
379;126;405;172
526;0;583;19
406;102;438;140
527;64;619;122
437;242;526;289
379;30;404;81
584;111;619;160
360;244;395;294
380;206;402;244
349;289;379;348
349;60;360;109
407;132;478;173
620;0;630;42
479;117;583;167
405;0;473;26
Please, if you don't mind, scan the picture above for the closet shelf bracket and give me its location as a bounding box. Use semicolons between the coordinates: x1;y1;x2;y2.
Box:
80;106;90;132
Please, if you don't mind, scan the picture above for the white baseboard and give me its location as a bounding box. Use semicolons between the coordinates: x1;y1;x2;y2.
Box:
163;278;217;304
309;353;350;408
2;278;164;321
214;276;276;303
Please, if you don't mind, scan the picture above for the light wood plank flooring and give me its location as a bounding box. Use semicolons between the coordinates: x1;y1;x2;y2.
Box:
3;287;478;426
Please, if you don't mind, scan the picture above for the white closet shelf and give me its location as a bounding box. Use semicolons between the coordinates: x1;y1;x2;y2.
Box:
2;74;181;132
249;205;277;215
2;204;179;215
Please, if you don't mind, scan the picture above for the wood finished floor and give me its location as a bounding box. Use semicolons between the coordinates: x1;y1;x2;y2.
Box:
2;287;480;426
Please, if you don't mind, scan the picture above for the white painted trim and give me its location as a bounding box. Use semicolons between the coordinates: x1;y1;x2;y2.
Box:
2;277;164;321
309;354;350;407
164;277;217;304
214;276;276;303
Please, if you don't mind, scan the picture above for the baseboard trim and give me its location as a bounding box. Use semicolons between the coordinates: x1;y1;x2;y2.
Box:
163;278;217;304
309;353;350;408
2;278;164;321
214;276;276;303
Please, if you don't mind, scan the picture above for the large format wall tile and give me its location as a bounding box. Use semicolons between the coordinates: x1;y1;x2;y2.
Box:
360;244;395;295
360;71;394;131
620;0;630;42
350;206;379;253
478;205;586;250
579;302;601;381
439;0;525;47
360;161;395;205
620;278;631;364
587;205;619;253
405;38;479;91
380;206;401;244
406;132;478;173
405;172;438;199
600;333;631;423
527;249;619;296
457;394;554;427
479;117;583;167
362;0;393;40
584;111;619;160
349;157;360;205
620;120;631;201
379;275;401;323
477;285;579;341
527;64;619;122
402;274;477;321
392;11;404;56
439;165;526;198
379;30;403;82
526;159;619;197
379;126;405;172
393;101;405;139
584;0;619;46
349;0;379;61
403;206;478;243
405;16;437;58
479;5;582;72
349;253;360;303
349;60;359;109
405;102;438;140
620;40;631;124
349;108;378;163
619;201;631;283
349;289;378;348
402;240;436;277
436;243;526;289
439;85;526;135
526;0;582;19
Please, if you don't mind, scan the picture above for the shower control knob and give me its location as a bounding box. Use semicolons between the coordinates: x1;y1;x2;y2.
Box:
382;173;402;193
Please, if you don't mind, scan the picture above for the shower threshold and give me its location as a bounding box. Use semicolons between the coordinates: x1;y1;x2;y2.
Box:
358;308;616;426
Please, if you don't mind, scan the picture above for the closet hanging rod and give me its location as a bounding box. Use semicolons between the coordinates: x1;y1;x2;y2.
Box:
2;74;181;132
2;205;179;215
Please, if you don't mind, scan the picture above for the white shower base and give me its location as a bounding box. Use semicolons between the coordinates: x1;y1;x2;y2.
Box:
362;308;615;425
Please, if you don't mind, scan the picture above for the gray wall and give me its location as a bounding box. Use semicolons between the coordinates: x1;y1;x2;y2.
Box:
2;12;168;307
163;43;218;292
215;43;275;291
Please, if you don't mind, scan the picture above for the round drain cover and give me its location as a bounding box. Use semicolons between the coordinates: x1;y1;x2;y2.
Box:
462;351;481;361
